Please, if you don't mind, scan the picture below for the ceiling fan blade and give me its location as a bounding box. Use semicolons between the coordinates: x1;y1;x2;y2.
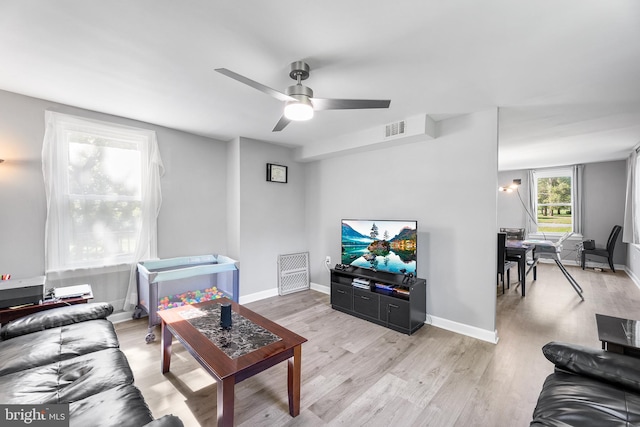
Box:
215;68;295;102
272;115;291;132
310;98;391;111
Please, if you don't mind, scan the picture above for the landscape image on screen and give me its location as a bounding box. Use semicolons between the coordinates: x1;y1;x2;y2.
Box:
341;219;417;275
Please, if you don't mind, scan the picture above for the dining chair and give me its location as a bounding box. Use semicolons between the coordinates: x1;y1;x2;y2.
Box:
500;227;526;241
500;227;526;267
498;232;518;294
581;225;622;272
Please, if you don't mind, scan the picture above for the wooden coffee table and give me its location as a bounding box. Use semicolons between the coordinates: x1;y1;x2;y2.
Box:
158;298;307;427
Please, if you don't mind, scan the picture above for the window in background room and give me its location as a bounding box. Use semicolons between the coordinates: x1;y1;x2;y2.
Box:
42;112;164;272
533;167;574;234
622;149;639;244
634;153;640;240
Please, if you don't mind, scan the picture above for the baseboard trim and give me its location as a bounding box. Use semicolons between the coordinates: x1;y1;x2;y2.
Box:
580;261;625;272
310;282;329;295
239;287;279;305
109;310;135;324
311;282;498;344
537;257;625;272
111;283;499;345
428;315;499;344
240;283;329;303
109;290;283;323
625;267;640;290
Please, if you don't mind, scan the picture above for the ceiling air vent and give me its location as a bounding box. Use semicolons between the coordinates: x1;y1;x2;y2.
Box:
385;120;406;138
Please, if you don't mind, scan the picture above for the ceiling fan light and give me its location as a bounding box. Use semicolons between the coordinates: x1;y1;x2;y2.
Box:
284;100;314;121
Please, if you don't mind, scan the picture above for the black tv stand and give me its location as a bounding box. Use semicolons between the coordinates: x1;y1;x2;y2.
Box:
330;267;427;335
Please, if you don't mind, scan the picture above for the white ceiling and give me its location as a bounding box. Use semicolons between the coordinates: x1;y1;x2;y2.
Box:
1;1;639;170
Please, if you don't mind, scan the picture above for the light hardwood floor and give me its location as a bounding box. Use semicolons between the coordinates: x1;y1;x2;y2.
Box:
115;263;640;426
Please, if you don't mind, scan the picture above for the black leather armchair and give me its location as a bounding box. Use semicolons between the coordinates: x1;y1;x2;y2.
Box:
531;341;640;426
581;225;622;272
0;303;183;427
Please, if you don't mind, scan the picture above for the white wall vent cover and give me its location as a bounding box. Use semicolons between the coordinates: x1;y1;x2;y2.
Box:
385;120;406;138
278;252;310;295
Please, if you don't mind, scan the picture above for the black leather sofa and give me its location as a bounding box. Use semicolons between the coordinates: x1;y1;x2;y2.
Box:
0;302;183;427
531;341;640;426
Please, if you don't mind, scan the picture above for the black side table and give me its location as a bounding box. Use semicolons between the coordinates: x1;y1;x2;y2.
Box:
596;313;640;358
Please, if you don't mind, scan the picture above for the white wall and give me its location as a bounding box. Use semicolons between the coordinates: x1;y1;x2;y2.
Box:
233;137;307;299
0;88;501;339
227;138;241;261
582;160;626;266
497;170;529;230
627;244;640;286
0;90;48;278
306;109;499;339
155;126;228;259
0;89;229;307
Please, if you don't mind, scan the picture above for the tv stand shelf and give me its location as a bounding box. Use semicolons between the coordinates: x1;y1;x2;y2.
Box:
330;267;426;335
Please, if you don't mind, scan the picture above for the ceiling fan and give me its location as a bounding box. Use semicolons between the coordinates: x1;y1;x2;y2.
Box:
215;61;391;132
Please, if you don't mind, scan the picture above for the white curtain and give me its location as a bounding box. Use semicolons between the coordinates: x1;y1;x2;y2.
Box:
42;111;164;311
124;130;164;311
572;164;584;236
42;112;66;270
623;150;639;244
525;169;537;236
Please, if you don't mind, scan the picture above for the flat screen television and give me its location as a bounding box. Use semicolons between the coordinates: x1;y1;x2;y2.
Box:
341;219;417;275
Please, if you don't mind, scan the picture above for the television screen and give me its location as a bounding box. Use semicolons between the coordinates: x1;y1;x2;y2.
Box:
341;219;417;275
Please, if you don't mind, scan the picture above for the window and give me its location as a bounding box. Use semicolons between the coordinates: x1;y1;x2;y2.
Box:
623;150;640;244
530;166;582;235
42;112;164;271
535;168;573;233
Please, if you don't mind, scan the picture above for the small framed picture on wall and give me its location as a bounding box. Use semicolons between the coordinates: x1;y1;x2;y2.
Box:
266;163;288;183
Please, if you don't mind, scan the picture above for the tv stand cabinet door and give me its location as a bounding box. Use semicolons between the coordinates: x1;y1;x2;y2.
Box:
380;296;410;331
353;289;379;319
331;283;353;311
